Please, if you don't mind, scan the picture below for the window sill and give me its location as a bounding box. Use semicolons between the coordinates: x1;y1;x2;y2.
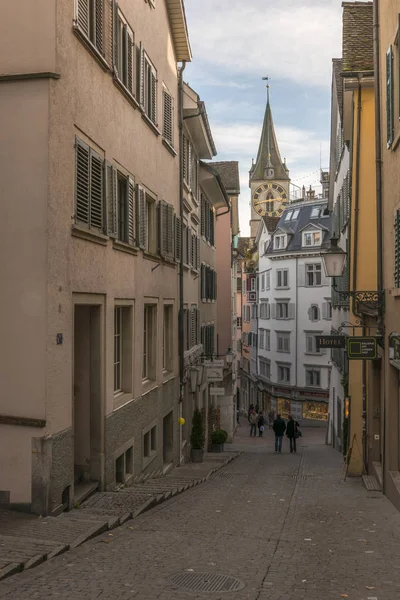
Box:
162;138;177;156
72;224;108;246
113;391;134;410
163;372;175;384
113;76;140;109
141;112;161;136
276;286;290;290
142;450;157;470
113;239;138;255
142;380;158;396
72;26;110;72
143;251;160;263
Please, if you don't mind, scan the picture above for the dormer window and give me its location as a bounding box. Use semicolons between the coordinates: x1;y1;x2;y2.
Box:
303;231;321;247
310;205;323;218
274;234;286;250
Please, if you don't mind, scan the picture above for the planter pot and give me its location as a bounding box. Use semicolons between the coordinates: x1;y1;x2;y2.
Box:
190;448;204;463
211;443;224;453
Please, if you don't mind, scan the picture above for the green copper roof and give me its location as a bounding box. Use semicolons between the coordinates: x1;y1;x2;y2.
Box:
250;94;289;182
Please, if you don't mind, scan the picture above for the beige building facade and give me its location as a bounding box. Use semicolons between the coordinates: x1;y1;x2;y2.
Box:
0;0;191;514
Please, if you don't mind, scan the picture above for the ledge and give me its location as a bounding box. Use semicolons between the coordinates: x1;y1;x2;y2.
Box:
72;225;108;246
72;26;110;72
113;76;140;110
141;112;161;136
113;239;138;255
162;138;177;157
0;415;46;428
143;251;160;263
0;72;60;83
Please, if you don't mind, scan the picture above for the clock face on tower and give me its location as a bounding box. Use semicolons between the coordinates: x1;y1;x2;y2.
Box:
252;183;288;217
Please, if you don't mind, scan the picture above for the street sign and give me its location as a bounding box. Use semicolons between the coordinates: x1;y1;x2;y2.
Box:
316;335;346;349
210;387;225;396
206;367;223;382
347;337;378;360
204;360;224;367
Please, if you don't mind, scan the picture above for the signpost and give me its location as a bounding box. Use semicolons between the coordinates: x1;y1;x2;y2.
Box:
316;335;346;350
206;367;223;382
210;387;225;396
347;337;378;360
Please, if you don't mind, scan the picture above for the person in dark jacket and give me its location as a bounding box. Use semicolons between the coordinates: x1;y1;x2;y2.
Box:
286;414;300;453
257;411;265;437
272;413;286;452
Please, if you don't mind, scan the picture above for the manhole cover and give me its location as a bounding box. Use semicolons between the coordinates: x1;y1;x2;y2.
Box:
170;571;245;593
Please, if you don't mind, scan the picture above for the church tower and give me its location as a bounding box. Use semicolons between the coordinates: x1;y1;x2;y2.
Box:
249;86;290;238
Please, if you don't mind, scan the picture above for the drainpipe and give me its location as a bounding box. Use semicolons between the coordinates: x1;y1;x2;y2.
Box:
178;61;186;402
373;0;386;491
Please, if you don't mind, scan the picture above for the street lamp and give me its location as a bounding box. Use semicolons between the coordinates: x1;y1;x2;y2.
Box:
321;234;347;278
225;348;234;366
189;364;205;394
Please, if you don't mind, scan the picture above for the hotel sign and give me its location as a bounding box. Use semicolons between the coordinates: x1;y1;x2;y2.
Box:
316;335;346;350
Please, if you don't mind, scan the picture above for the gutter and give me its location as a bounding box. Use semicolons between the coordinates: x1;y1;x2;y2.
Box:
178;61;186;402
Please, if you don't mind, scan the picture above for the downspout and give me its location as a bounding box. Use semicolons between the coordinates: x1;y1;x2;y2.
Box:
178;61;186;402
373;0;386;491
295;257;298;393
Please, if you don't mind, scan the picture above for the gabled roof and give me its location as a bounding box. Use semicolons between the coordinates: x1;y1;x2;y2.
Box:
265;201;332;255
210;162;240;194
342;2;373;74
165;0;192;62
250;91;289;182
332;58;344;122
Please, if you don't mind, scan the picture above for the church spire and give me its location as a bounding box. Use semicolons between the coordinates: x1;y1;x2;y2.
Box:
250;83;289;182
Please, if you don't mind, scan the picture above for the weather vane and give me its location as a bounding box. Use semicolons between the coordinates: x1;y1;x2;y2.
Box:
262;76;270;101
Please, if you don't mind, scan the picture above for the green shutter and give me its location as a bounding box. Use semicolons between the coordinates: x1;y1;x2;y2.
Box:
75;138;90;225
387;45;394;147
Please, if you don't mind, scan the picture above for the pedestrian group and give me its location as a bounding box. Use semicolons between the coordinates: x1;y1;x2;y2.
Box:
248;405;301;453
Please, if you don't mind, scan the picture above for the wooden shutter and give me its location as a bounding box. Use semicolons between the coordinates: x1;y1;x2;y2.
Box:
214;270;217;300
75;138;90;225
322;302;328;319
150;67;157;124
127;177;135;245
395;210;400;287
136;185;147;249
306;335;313;353
166;204;174;257
210;208;214;245
77;0;90;37
95;0;104;53
298;265;305;287
182;135;187;182
90;150;104;230
387;46;394;147
191;233;195;267
288;303;295;319
196;237;200;270
138;44;145;108
190;309;196;348
163;90;173;144
201;264;205;299
200;195;205;237
159;201;167;257
112;0;119;76
174;215;181;261
106;163;117;237
127;28;134;93
270;303;276;319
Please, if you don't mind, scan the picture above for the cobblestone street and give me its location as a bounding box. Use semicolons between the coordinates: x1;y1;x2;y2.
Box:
1;423;399;600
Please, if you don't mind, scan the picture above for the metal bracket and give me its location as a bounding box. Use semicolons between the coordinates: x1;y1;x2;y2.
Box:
332;279;384;312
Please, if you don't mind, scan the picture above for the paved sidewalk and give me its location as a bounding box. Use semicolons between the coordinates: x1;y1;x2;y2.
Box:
1;424;399;599
0;450;240;582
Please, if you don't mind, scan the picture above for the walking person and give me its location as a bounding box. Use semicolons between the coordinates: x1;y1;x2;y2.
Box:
272;413;286;452
248;404;255;423
257;411;265;437
286;414;300;453
249;409;258;437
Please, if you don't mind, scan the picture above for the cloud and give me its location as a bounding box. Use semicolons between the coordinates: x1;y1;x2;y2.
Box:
185;0;342;89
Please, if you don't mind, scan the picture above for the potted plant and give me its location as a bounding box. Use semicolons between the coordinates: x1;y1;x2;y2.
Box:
190;408;205;463
211;429;227;453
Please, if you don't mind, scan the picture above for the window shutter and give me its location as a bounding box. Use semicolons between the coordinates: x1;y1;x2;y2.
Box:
183;135;187;182
196;237;200;270
298;265;305;287
150;68;157;124
90;150;104;230
127;29;134;94
210;208;214;245
201;195;205;237
387;46;394;147
214;270;217;300
75;138;90;225
306;336;313;353
307;307;312;321
190;309;195;348
322;302;328;319
270;303;276;319
395;210;400;287
191;233;195;267
77;0;90;37
112;0;119;76
159;201;167;257
137;185;147;249
201;265;205;299
138;44;145;107
106;163;117;237
166;204;174;257
127;177;135;245
174;215;181;262
163;90;173;144
95;0;104;53
288;303;295;319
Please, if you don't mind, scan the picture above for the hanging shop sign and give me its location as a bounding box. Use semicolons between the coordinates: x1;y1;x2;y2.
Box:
210;387;225;396
347;337;378;360
206;367;223;382
316;335;346;350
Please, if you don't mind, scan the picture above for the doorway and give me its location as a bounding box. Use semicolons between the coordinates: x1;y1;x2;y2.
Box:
162;411;174;465
73;305;103;494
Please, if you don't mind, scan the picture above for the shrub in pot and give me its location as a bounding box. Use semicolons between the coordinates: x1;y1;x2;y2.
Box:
190;408;205;463
211;429;226;453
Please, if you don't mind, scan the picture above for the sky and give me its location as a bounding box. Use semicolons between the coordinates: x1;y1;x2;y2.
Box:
184;0;344;236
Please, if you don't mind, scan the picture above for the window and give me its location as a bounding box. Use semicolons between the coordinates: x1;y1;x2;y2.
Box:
276;269;289;288
201;264;217;301
113;305;132;400
75;138;105;231
75;0;104;54
310;205;323;218
303;231;321;247
276;301;289;319
306;263;322;286
183;306;199;350
201;324;215;356
143;305;157;380
261;273;265;291
106;167;135;244
251;278;256;292
237;316;242;328
274;234;286;250
309;304;320;321
387;45;394;147
143;425;157;459
292;209;300;220
158;201;175;260
277;332;290;353
305;334;321;354
260;301;270;319
285;211;293;221
115;444;134;485
113;6;134;94
259;359;271;379
140;50;157;125
162;87;174;146
284;209;299;221
251;304;257;319
306;368;321;387
201;194;215;245
163;305;173;371
277;364;291;383
114;307;123;393
395;210;400;287
265;329;270;350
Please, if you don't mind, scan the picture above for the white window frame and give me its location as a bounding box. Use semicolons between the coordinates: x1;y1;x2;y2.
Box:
266;270;271;290
310;206;323;218
261;273;265;291
277;332;290;353
143;303;157;381
277;364;291;383
306;263;322;287
306;368;321;387
305;333;321;354
276;301;289;319
276;269;289;289
259;358;271;379
274;234;286;250
303;230;322;247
